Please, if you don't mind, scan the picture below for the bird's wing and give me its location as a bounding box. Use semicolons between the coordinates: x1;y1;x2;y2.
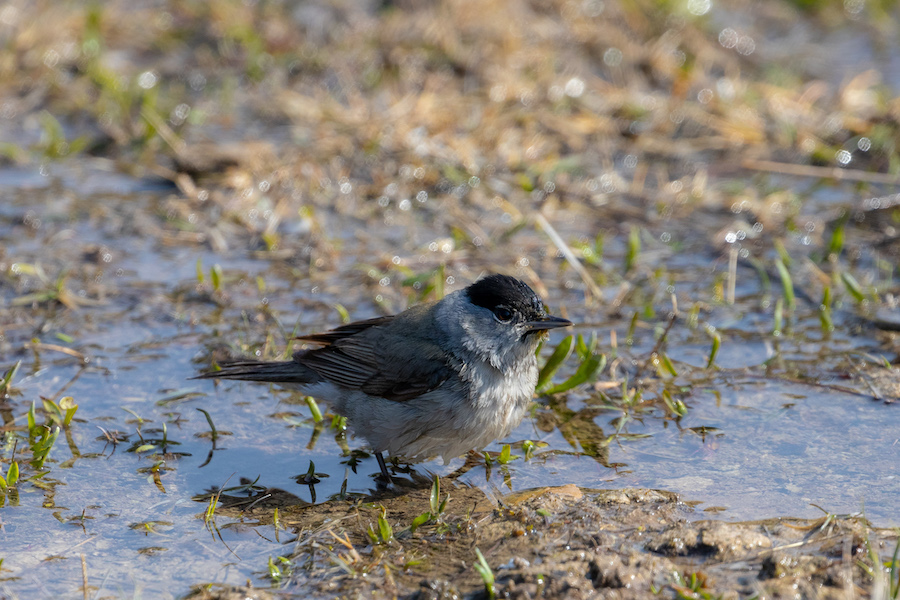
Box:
296;315;396;346
294;312;455;402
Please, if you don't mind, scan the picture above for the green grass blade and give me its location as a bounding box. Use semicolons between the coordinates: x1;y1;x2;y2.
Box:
774;258;795;311
474;548;496;600
0;360;21;395
773;297;784;337
827;215;846;258
430;475;440;515
624;226;640;273
210;264;222;292
522;440;535;460
544;353;606;395
706;332;720;369
775;239;792;268
498;444;516;464
536;335;573;392
659;353;678;377
410;512;431;534
377;514;393;543
305;397;323;422
840;272;865;303
626;312;638;345
27;401;36;433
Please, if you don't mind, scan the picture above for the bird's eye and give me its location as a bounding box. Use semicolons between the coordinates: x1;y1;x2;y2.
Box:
493;307;513;323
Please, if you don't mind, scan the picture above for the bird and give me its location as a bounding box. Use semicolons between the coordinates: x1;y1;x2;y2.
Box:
194;274;572;481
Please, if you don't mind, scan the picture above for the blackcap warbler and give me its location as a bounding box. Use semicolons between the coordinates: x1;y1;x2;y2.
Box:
195;274;572;480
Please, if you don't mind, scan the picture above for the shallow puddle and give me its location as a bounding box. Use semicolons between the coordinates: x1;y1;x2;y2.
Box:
1;160;897;597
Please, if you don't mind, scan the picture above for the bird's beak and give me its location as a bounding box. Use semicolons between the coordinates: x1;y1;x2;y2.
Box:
524;315;573;331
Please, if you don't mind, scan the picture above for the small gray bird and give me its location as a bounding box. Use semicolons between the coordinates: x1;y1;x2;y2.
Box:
195;274;572;480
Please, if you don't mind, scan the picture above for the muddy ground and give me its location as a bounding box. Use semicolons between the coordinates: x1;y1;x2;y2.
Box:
188;475;898;599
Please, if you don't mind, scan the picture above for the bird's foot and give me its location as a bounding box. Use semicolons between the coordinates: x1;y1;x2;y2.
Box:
375;452;394;486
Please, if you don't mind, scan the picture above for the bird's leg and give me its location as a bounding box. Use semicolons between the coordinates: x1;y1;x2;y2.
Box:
375;452;393;484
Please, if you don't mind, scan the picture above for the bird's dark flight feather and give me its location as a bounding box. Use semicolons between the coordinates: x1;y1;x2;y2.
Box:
191;359;319;384
296;315;396;346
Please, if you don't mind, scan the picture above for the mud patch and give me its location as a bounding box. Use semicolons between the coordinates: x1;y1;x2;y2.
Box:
202;481;897;599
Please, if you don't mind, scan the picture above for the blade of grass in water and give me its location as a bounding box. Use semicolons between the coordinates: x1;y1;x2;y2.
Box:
706;329;720;369
536;335;573;392
840;271;865;303
819;286;834;332
774;258;795;311
544;353;606;395
626;312;638;346
624;226;640;273
305;397;323;422
662;389;688;417
775;239;792;268
575;332;596;358
658;353;678;377
827;214;846;258
0;360;21;396
210;264;222;292
773;297;784;337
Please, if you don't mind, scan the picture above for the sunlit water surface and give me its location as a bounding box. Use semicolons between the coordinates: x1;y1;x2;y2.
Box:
0;152;897;600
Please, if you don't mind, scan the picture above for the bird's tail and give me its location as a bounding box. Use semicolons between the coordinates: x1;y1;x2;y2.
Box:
192;360;316;384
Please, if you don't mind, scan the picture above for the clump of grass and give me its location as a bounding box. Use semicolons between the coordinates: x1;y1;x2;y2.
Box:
366;506;394;545
496;444;518;465
669;570;717;599
0;393;81;500
521;439;536;460
330;414;347;432
195;259;225;293
860;527;900;599
541;334;606;395
410;475;450;534
9;264;96;309
203;485;222;530
42;396;79;428
662;389;688;418
266;555;294;585
28;422;60;469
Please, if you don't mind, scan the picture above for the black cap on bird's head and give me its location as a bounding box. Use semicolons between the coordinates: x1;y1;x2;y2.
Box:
465;274;572;333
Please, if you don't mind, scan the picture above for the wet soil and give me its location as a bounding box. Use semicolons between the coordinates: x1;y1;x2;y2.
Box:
190;478;898;599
